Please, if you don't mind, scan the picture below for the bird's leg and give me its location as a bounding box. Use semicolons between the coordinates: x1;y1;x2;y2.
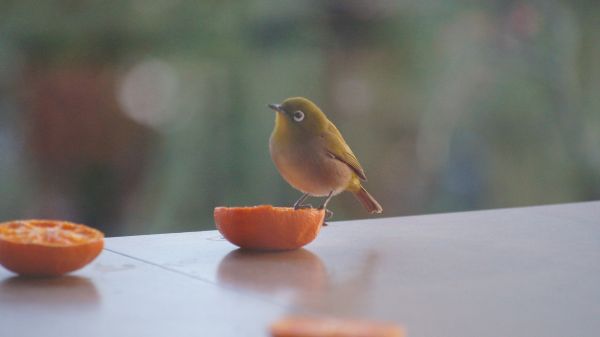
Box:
315;191;334;226
318;190;335;221
318;190;334;210
293;193;312;210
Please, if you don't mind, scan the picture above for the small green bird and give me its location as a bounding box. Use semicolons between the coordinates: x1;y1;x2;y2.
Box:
268;97;383;214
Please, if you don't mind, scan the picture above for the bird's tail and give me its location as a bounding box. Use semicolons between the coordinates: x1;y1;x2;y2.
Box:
353;186;383;214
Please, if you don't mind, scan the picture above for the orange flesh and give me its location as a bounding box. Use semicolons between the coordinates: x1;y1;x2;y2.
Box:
0;220;102;246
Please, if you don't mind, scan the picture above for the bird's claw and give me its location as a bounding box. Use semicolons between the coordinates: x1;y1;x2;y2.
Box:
294;204;313;210
321;210;333;226
317;207;334;219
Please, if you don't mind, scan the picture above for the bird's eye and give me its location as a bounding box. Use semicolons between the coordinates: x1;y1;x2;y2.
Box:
293;110;305;122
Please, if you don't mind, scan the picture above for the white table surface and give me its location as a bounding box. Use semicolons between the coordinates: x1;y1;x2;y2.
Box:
1;201;599;337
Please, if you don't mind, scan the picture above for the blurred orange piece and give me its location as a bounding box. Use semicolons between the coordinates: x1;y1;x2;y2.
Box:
270;316;405;337
0;220;104;276
214;205;325;251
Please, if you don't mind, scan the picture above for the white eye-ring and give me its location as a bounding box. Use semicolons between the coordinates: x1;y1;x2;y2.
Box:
293;110;305;122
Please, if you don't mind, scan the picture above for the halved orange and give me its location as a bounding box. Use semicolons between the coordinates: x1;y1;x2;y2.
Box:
0;219;104;276
214;205;325;251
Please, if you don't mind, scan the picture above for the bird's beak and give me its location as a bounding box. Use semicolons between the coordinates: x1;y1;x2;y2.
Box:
268;103;282;113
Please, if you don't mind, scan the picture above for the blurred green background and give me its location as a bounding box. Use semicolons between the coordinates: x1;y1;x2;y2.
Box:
1;0;599;236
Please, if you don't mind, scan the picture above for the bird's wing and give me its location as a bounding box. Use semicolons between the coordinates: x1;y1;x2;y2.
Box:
323;122;367;181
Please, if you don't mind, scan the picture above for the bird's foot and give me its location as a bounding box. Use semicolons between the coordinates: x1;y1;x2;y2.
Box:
321;210;333;226
317;207;334;220
294;204;313;210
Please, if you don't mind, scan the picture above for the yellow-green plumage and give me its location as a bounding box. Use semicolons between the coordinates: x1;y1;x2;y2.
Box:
268;97;382;214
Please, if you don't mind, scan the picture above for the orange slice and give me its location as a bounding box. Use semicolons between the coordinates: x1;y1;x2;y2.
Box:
270;316;405;337
214;205;325;251
0;219;104;276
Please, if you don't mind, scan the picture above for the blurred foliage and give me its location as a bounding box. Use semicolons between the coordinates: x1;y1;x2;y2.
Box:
0;0;599;235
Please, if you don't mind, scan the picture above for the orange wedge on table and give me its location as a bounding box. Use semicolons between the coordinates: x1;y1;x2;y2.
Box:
270;316;405;337
214;205;325;251
0;220;104;276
